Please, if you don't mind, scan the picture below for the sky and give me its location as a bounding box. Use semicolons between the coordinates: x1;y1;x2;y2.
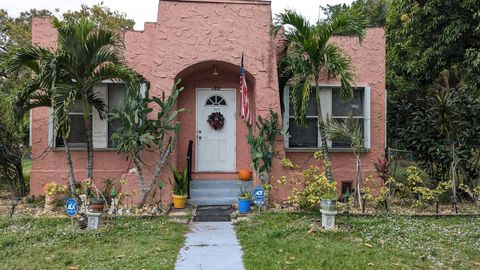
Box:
1;0;354;30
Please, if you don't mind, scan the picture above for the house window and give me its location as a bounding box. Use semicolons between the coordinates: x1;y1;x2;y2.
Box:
107;83;126;147
284;85;371;150
54;83;126;148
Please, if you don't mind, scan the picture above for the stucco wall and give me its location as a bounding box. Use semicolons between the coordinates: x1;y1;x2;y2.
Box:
29;1;385;205
29;0;281;203
271;28;386;201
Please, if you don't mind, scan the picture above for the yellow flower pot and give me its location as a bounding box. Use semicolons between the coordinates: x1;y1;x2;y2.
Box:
172;194;188;209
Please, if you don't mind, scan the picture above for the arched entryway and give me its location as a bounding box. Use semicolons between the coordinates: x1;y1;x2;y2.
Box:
174;60;255;179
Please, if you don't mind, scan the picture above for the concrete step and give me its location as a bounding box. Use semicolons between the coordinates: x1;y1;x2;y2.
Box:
189;197;238;206
190;188;240;198
188;180;253;206
190;180;252;189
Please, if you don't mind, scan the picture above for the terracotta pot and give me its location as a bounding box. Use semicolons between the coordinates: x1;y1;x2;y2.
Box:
173;194;188;209
239;169;252;181
90;203;105;213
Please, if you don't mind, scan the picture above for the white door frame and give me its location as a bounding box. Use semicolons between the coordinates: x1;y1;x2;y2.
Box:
195;88;236;172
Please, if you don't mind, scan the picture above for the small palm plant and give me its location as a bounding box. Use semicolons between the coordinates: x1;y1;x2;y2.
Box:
325;116;364;208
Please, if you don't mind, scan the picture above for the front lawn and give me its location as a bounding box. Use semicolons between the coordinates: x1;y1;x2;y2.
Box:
236;212;480;269
0;215;187;269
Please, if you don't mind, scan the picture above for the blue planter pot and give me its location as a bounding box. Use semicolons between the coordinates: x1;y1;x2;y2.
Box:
238;198;251;214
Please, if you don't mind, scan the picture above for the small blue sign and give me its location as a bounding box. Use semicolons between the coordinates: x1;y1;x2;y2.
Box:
66;198;78;217
253;185;265;205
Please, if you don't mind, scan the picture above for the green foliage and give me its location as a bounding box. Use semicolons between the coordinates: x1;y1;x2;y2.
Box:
322;0;388;28
325;116;364;151
169;166;188;196
238;185;253;200
246;110;282;179
110;80;184;208
111;80;185;158
62;4;135;31
278;156;338;210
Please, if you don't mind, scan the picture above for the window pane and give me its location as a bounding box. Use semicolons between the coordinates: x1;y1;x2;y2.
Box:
332;88;364;117
108;118;122;147
288;118;318;148
289;94;317;116
68;115;88;145
331;118;364;148
108;84;126;112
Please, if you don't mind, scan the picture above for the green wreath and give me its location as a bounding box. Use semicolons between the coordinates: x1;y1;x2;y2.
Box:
207;112;225;130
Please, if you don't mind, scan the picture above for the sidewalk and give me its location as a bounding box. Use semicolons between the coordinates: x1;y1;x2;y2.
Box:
175;222;245;270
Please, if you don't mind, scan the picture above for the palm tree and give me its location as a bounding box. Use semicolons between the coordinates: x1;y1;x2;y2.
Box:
7;18;140;194
273;8;367;182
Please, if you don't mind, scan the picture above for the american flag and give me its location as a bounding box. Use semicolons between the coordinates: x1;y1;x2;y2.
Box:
240;53;252;125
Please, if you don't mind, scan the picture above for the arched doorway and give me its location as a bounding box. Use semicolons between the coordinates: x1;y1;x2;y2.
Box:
175;60;255;176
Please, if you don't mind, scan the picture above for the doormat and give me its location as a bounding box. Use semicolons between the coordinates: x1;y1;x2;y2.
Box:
193;205;232;222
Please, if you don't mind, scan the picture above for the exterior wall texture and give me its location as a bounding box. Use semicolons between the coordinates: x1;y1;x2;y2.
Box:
29;0;385;204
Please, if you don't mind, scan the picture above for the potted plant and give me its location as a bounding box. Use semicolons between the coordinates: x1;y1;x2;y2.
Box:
90;196;106;213
43;182;68;212
169;166;188;209
321;192;338;212
238;185;253;214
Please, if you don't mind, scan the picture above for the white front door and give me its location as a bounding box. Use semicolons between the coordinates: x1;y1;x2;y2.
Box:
196;89;236;172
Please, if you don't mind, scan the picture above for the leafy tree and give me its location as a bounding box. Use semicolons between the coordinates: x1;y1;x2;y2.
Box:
273;8;367;182
111;80;185;209
322;0;388;28
6;19;140;194
62;3;135;31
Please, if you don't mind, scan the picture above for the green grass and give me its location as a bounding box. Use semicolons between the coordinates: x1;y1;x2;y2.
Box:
0;215;187;269
236;212;480;270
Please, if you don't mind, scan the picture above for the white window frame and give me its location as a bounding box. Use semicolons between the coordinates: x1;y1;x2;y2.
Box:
283;84;371;151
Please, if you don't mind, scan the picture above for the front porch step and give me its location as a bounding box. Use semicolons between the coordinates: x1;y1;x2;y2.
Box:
189;180;252;206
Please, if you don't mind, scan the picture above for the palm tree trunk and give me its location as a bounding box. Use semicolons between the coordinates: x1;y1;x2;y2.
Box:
81;92;94;179
63;136;77;195
315;78;334;182
355;154;363;209
14;162;27;197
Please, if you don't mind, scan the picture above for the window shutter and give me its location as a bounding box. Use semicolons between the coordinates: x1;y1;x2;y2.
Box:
283;85;290;148
92;84;108;148
364;86;371;149
47;108;54;148
320;88;332;148
140;82;148;98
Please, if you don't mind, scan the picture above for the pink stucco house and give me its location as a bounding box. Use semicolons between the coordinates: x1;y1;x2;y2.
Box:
29;0;385;205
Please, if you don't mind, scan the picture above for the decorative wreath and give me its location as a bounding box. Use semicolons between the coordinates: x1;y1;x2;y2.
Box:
207;112;225;130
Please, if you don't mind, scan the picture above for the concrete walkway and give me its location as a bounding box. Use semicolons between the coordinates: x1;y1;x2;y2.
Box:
175;222;245;270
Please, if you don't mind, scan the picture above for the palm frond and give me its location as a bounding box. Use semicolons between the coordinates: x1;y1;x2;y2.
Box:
324;44;354;101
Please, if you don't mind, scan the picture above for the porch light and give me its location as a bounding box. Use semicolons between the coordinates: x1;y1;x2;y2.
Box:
212;66;219;76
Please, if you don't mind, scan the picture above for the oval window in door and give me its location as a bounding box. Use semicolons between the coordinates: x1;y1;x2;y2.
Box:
205;95;228;106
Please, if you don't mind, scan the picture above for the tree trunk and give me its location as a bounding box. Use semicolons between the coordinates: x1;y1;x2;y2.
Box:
63;136;77;196
355;154;363;209
81;92;94;179
14;161;27;197
314;78;334;182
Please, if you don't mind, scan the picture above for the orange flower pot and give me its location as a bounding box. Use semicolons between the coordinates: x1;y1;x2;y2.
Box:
173;194;188;209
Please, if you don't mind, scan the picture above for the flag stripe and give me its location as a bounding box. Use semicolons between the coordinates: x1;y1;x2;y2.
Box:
240;53;252;125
